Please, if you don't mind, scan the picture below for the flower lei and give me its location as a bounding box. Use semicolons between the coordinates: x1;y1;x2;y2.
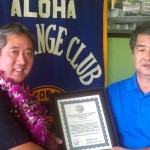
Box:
0;71;51;145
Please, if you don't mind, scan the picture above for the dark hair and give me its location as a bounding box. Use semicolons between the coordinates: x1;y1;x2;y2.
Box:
130;22;150;53
0;22;35;49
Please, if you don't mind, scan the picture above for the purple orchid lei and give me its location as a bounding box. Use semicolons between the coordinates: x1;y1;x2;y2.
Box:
0;71;51;145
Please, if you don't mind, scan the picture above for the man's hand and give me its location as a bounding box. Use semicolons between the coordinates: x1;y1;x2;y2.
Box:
111;146;129;150
45;133;63;150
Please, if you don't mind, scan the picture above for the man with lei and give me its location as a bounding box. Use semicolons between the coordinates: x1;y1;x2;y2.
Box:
0;23;62;150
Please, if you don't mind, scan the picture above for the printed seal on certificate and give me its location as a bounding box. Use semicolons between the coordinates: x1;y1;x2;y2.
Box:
50;88;119;150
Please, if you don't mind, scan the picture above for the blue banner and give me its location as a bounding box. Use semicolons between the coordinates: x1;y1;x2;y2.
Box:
0;0;107;122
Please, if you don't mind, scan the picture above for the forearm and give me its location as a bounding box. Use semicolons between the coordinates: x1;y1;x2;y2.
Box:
9;142;45;150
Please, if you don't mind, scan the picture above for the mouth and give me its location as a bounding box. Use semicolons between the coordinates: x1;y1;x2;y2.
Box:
14;68;25;72
143;64;150;68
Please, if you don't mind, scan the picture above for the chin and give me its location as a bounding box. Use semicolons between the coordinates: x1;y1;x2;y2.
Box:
13;78;25;84
14;81;23;84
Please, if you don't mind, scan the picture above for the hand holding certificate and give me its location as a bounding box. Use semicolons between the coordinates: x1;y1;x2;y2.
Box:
50;88;119;150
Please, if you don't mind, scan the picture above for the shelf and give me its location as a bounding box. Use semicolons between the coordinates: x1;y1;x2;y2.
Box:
108;16;150;24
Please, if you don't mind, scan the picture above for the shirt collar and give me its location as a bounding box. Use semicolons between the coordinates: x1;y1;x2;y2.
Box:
127;72;139;91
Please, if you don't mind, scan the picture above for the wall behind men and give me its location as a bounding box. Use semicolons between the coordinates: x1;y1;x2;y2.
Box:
107;37;135;85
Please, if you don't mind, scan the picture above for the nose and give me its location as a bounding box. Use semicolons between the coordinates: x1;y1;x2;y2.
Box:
17;53;26;65
144;50;150;60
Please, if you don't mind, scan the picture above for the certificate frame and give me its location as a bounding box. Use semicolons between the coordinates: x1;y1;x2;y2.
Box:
50;88;119;150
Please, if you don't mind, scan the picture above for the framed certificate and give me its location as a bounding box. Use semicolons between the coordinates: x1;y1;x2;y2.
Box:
50;88;119;150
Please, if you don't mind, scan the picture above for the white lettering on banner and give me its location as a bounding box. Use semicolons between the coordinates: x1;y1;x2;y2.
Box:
24;0;37;17
66;37;86;69
36;24;102;86
39;0;50;18
67;0;76;18
11;0;22;17
36;24;67;56
79;64;102;85
11;0;76;19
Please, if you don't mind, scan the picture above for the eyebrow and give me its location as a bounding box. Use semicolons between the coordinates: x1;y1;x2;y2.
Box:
135;44;146;48
10;46;34;51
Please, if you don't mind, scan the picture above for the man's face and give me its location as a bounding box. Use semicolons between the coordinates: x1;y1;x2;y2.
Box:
133;34;150;78
0;34;34;83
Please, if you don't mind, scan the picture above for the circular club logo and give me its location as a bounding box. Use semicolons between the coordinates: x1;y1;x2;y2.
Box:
31;85;64;124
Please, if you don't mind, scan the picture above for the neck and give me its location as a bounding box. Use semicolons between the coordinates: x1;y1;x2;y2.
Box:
137;75;150;94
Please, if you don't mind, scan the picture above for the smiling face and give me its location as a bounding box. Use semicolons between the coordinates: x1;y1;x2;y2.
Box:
133;34;150;79
0;34;34;83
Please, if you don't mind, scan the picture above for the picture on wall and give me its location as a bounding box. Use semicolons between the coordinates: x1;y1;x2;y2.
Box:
108;0;150;37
